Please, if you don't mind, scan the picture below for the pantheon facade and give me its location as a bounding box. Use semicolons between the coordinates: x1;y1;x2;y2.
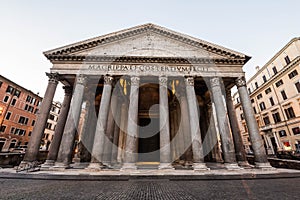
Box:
20;24;272;171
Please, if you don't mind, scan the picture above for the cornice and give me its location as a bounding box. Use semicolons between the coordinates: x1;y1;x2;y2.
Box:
47;55;246;65
44;23;250;62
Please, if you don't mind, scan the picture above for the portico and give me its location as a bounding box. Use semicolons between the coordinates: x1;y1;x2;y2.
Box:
21;23;273;171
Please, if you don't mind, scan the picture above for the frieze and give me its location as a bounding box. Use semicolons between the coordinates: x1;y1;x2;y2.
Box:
88;64;209;73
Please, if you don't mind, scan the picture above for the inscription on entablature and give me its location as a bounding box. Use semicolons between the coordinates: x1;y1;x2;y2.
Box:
87;64;210;73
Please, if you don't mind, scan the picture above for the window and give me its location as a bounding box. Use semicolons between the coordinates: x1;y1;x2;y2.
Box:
284;55;291;65
11;98;16;106
18;116;28;125
292;127;300;135
240;113;244;120
46;122;52;129
288;70;298;79
26;95;32;102
263;116;270;125
6;86;14;94
49;114;55;121
24;104;28;111
31;120;35;126
259;102;266;111
257;94;263;100
279;130;287;137
0;81;2;88
5;112;11;120
295;82;300;93
253;107;257;114
28;131;32;136
14;90;21;98
3;96;9;102
248;88;251;94
272;66;278;75
272;112;281;123
281;90;287;100
9;140;17;149
284;107;296;119
10;127;15;134
255;82;258;89
275;80;284;87
262;75;267;83
265;88;272;94
0;125;6;132
251;99;254;103
269;97;275;106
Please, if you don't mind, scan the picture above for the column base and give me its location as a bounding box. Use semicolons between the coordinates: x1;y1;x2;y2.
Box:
238;161;253;169
41;160;55;169
52;162;70;169
17;161;40;172
121;163;137;170
158;163;174;170
193;163;210;171
86;162;105;170
224;163;242;170
184;161;193;167
255;162;276;170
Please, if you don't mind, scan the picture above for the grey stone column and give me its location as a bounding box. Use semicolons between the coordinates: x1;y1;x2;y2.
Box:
175;102;184;161
169;104;177;161
102;91;118;166
42;86;73;168
158;76;173;169
117;102;128;163
208;103;223;163
185;77;208;170
54;75;86;168
225;89;250;167
87;75;114;169
122;76;140;170
179;91;193;166
111;97;122;165
236;76;273;169
22;73;59;164
210;77;240;170
79;87;98;163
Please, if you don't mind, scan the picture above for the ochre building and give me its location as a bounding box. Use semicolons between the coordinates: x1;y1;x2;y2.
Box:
21;24;272;171
234;38;300;155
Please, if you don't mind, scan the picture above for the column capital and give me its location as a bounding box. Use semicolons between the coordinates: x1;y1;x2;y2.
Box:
209;77;221;88
184;76;194;86
76;75;87;85
235;76;246;88
130;76;140;86
46;72;59;83
104;75;114;85
159;76;168;87
63;86;73;95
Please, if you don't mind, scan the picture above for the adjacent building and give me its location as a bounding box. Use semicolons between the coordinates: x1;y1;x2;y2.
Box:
233;37;300;155
40;101;61;151
0;75;61;152
0;75;42;152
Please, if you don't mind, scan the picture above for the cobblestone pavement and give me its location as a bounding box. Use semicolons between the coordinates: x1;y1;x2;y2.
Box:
0;178;299;200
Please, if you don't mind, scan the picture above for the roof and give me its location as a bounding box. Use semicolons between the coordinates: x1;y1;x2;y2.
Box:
44;23;250;62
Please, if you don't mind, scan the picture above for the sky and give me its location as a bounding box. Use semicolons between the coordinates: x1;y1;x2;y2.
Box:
1;1;300;101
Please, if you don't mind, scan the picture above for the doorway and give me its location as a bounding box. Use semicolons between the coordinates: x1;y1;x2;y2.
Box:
138;118;160;162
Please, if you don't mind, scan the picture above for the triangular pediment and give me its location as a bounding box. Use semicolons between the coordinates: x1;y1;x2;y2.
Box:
44;23;250;62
